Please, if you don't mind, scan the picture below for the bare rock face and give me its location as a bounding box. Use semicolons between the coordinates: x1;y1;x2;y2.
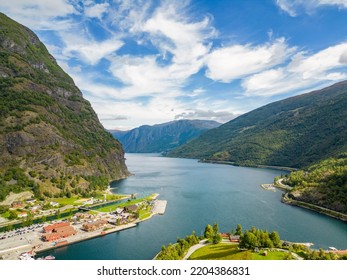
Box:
0;13;129;198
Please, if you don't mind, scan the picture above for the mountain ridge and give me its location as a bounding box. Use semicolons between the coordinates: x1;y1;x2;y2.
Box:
168;80;347;169
111;119;221;153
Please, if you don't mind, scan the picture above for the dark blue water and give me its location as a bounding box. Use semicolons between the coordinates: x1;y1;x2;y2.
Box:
42;154;347;259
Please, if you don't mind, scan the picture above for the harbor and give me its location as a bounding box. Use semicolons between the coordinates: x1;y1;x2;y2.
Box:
0;198;167;260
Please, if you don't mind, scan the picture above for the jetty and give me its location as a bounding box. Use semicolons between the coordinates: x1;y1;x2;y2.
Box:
152;200;167;215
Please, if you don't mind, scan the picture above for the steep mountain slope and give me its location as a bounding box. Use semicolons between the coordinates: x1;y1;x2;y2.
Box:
0;13;128;200
111;119;221;153
168;81;347;168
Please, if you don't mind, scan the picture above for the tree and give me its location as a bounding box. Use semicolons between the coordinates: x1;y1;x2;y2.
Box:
235;224;243;235
269;231;281;248
240;231;258;249
212;233;222;244
8;210;18;220
213;223;219;236
0;205;9;214
204;224;213;239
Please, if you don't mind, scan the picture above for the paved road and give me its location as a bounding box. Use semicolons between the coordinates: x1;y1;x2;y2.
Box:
183;240;208;260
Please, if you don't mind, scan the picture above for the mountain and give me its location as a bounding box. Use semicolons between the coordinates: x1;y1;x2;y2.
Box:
0;13;128;200
111;119;221;153
168;81;347;169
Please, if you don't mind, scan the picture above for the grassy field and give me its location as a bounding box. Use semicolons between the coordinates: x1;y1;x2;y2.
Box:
188;243;291;260
96;194;156;213
52;197;83;206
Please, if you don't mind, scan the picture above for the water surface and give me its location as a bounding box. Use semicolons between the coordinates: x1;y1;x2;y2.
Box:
40;154;347;259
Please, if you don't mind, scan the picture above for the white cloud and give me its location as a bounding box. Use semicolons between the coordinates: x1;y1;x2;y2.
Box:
205;38;296;82
0;0;77;30
288;43;347;78
276;0;298;16
276;0;347;16
142;2;214;78
61;34;124;65
175;109;238;123
84;3;110;19
243;42;347;96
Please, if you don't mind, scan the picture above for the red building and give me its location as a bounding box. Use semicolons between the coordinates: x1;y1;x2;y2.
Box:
42;222;77;242
43;222;70;233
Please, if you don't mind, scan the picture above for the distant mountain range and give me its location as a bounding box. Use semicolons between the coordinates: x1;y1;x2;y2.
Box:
168;81;347;169
110;119;221;153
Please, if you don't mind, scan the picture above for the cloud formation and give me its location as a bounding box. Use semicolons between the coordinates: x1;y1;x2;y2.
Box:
205;38;296;82
1;0;347;129
175;110;238;123
276;0;347;16
243;42;347;96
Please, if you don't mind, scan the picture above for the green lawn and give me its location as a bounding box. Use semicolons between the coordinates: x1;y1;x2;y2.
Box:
189;243;291;260
52;197;82;206
96;194;155;213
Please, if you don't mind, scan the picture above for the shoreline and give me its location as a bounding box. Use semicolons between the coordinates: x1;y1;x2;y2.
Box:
198;159;297;172
281;193;347;223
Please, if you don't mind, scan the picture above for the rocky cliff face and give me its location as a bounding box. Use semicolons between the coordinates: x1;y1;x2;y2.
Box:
0;13;128;198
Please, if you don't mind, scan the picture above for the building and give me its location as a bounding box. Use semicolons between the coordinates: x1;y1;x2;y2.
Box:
229;235;241;242
41;222;77;242
43;221;70;233
82;220;108;232
11;201;24;208
124;204;138;213
50;201;59;207
26;198;36;204
18;212;28;218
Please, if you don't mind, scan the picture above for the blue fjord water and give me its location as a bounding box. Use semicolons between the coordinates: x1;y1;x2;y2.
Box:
43;153;347;259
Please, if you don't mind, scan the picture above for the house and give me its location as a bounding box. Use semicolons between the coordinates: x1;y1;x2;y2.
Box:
124;204;138;213
26;198;36;204
220;233;230;238
82;220;108;232
18;212;28;218
11;201;24;208
113;208;124;215
50;201;59;207
229;235;241;242
30;205;41;212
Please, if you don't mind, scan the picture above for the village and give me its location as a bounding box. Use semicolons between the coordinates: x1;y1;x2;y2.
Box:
0;194;167;260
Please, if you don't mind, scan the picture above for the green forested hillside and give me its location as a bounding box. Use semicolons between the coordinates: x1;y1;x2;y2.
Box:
0;13;128;200
168;81;347;169
284;154;347;214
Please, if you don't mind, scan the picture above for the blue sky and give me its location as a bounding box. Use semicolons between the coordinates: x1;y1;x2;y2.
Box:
1;0;347;130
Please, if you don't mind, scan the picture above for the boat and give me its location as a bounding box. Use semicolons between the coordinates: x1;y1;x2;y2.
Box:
19;252;35;260
44;255;55;260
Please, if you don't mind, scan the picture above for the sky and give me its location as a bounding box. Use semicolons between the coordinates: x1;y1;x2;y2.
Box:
1;0;347;130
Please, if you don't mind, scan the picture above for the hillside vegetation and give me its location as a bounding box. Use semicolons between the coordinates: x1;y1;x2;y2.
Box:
284;154;347;214
0;13;128;201
168;81;347;169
